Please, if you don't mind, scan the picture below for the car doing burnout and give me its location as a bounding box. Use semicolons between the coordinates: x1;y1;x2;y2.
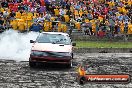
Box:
29;32;76;67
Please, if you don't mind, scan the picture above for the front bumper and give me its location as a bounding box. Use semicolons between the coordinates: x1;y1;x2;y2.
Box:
29;55;72;64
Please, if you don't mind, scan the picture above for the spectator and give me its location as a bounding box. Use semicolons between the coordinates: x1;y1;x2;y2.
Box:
30;7;36;13
69;18;75;36
66;10;72;16
118;13;124;21
98;29;105;38
124;22;128;34
109;16;115;36
3;8;9;18
124;14;130;21
37;13;45;22
87;11;93;20
38;6;46;14
95;20;100;35
59;8;66;21
1;0;8;8
88;21;93;35
75;15;82;22
114;20;120;34
44;12;51;21
66;1;70;10
29;22;43;32
0;16;5;30
45;0;50;11
59;8;66;16
18;3;25;11
9;10;15;20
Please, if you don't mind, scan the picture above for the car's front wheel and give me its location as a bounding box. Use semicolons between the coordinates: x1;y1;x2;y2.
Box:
72;53;73;59
66;60;73;68
29;61;36;68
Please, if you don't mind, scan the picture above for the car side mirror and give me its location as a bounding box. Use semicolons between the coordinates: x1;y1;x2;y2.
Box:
30;40;35;43
72;43;76;46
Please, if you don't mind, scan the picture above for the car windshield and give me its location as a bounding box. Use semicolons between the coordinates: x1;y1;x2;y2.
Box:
36;33;71;45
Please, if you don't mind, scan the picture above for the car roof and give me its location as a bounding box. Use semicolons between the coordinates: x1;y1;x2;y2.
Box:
42;32;69;36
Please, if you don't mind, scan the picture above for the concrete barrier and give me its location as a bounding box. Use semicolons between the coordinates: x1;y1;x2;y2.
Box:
71;33;132;42
73;48;132;53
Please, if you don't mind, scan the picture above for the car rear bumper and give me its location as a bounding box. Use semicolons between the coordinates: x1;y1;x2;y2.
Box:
29;56;72;64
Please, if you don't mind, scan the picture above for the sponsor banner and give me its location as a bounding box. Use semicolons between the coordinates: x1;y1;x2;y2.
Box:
85;74;130;83
77;65;131;84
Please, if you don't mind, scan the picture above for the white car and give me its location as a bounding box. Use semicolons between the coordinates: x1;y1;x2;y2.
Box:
29;32;76;68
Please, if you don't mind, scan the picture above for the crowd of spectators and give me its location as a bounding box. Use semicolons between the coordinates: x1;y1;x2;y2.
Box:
0;0;132;38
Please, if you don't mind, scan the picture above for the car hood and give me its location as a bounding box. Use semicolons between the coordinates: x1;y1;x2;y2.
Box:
31;43;72;52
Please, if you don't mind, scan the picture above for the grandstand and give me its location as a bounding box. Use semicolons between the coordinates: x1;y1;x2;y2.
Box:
0;0;131;39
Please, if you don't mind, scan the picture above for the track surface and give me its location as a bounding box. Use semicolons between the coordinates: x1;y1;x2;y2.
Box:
0;53;132;88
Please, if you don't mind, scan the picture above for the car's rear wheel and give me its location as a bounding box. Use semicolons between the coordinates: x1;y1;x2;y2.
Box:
29;61;36;68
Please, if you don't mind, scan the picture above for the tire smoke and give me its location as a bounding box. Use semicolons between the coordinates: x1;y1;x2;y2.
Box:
0;30;39;61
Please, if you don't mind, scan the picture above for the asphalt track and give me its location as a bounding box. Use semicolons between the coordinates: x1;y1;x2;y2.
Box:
0;53;132;88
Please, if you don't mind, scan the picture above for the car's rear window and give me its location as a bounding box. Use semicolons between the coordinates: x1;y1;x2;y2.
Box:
36;33;71;45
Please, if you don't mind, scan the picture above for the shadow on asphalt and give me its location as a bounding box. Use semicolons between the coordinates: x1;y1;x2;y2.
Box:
29;63;73;71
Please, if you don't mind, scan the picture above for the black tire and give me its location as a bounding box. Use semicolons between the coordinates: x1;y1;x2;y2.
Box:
78;76;86;85
66;60;73;68
29;61;36;68
72;53;73;59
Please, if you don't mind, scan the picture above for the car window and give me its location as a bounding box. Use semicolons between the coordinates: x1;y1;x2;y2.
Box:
36;33;71;45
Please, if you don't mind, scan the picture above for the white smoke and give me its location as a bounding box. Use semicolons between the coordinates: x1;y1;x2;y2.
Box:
0;29;39;61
